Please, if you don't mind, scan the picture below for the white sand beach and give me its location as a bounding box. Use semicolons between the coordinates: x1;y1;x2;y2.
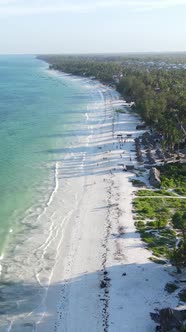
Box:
1;78;178;332
34;79;178;332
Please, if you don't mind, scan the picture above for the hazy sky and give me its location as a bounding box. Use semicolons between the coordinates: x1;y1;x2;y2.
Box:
0;0;186;54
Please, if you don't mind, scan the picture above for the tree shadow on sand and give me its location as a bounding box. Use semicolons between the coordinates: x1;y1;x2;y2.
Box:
38;135;138;179
0;262;176;332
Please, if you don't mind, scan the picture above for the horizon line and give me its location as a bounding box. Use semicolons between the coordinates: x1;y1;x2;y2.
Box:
0;51;186;56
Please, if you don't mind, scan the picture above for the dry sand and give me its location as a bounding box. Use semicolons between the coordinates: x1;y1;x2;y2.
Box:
35;81;177;332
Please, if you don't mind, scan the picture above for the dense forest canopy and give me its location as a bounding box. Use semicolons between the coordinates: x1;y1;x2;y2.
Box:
38;54;186;152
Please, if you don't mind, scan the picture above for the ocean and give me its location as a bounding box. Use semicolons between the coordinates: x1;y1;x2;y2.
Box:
0;55;91;256
0;55;111;330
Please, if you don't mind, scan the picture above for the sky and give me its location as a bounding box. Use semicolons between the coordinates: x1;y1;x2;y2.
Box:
0;0;186;54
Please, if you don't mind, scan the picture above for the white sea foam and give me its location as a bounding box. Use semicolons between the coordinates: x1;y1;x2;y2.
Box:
0;72;121;331
46;162;59;207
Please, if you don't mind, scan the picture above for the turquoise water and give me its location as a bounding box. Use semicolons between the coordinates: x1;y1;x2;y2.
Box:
0;56;88;253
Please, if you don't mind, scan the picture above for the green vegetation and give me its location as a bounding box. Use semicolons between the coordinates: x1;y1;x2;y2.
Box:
149;257;167;264
175;188;186;196
117;70;186;152
165;282;179;293
133;189;186;267
130;179;146;187
137;189;176;197
179;289;186;302
41;55;122;83
159;163;186;191
172;211;186;237
133;197;178;221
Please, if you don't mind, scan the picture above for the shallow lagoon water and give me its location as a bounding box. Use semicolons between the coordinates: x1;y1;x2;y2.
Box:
0;56;92;254
0;56;110;330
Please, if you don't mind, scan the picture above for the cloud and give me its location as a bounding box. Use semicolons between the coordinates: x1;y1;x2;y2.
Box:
0;0;186;16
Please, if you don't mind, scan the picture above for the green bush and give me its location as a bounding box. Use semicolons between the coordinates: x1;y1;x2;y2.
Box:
175;187;186;196
141;206;154;215
161;177;175;189
147;221;157;228
168;240;186;272
156;219;168;228
172;211;186;237
131;179;146;187
135;221;145;230
165;282;178;293
159;164;186;192
150;246;167;257
160;229;176;238
141;233;154;244
149;257;167;264
179;289;186;302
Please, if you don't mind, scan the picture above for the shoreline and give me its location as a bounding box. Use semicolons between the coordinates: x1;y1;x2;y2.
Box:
0;68;179;331
36;69;178;331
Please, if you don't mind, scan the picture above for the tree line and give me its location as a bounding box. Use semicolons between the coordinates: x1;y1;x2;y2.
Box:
38;54;186;152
